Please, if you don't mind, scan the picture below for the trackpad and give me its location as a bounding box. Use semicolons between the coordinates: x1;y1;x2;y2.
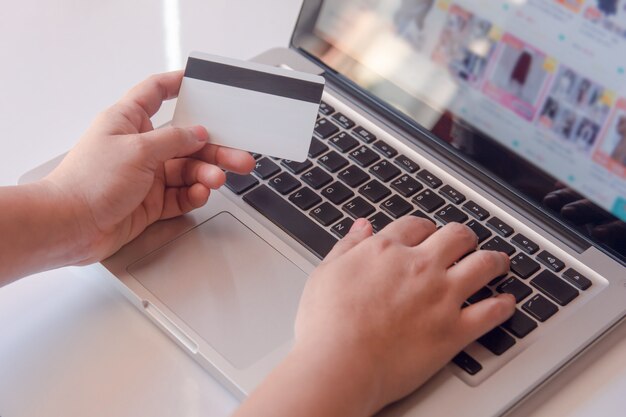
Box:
127;212;307;369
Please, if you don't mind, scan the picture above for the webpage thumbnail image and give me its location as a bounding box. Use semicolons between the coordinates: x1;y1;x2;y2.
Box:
584;0;626;37
430;3;497;87
393;0;437;52
537;65;613;154
555;0;585;13
594;98;626;177
483;33;553;121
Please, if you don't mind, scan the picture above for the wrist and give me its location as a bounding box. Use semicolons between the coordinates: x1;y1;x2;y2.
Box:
0;180;96;283
284;341;384;416
235;341;384;417
35;178;96;266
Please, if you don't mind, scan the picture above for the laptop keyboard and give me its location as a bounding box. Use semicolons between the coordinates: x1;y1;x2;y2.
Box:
224;99;594;378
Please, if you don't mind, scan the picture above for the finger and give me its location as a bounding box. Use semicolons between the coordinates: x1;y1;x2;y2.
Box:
323;218;373;263
458;294;516;345
160;183;211;219
119;71;184;118
136;125;208;165
447;250;509;302
193;144;256;174
187;183;211;208
374;215;436;247
164;158;226;189
417;222;478;268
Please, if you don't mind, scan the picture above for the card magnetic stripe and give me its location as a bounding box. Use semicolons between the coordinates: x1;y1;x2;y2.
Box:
184;57;324;104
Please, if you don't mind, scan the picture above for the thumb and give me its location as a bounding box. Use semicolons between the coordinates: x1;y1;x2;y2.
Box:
323;218;373;263
135;125;208;164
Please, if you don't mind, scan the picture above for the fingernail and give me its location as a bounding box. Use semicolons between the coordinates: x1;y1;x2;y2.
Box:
350;218;369;232
189;125;208;142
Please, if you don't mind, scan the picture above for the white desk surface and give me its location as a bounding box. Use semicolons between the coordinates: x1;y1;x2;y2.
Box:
0;1;625;416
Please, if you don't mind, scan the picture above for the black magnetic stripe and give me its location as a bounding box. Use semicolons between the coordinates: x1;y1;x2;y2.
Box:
184;57;323;104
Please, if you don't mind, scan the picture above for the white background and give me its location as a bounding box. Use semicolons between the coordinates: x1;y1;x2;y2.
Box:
0;1;625;416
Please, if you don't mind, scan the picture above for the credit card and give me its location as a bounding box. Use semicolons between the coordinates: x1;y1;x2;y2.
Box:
172;51;325;162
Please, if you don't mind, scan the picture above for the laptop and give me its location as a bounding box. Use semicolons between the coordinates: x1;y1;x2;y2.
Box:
22;0;626;415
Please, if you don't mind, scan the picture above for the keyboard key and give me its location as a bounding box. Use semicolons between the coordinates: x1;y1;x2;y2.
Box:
225;173;259;195
318;151;349;173
511;233;539;254
381;195;413;218
452;351;482;375
331;217;354;238
478;327;516;355
369;160;401;182
318;100;335;116
359;180;391;203
486;217;514;237
332;112;355;129
411;210;436;224
251;153;262;160
311;202;343;226
281;159;313;174
243;185;337;259
391;174;423;197
522;294;559;322
510;253;540;279
253;157;281;179
439;185;466;204
353;126;377;143
481;236;516;256
536;250;565;272
343;196;376;218
329;132;359;152
502;310;537;338
530;270;579;306
467;286;492;304
434;204;469;225
289;187;322;210
372;140;398;158
308;138;329;158
268;172;301;195
562;268;592;290
314;118;339;139
497;277;532;303
466;219;492;243
349;146;380;167
394;154;420;173
412;189;445;213
337;165;370;187
462;200;490;221
301;167;333;189
369;212;393;232
417;169;443;188
321;181;354;205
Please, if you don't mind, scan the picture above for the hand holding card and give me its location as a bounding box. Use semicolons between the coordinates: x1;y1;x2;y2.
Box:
172;52;325;162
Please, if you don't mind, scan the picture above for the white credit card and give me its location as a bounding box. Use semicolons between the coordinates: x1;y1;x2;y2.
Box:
172;51;325;162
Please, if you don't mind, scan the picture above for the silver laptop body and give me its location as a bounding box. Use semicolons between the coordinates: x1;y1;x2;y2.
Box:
25;1;626;416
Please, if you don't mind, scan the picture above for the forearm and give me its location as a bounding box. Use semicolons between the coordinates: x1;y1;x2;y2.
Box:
0;181;87;285
233;345;381;417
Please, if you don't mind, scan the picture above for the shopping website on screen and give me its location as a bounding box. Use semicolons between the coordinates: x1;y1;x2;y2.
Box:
315;0;626;221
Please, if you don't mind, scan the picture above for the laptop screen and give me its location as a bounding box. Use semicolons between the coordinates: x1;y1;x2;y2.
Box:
293;0;626;262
